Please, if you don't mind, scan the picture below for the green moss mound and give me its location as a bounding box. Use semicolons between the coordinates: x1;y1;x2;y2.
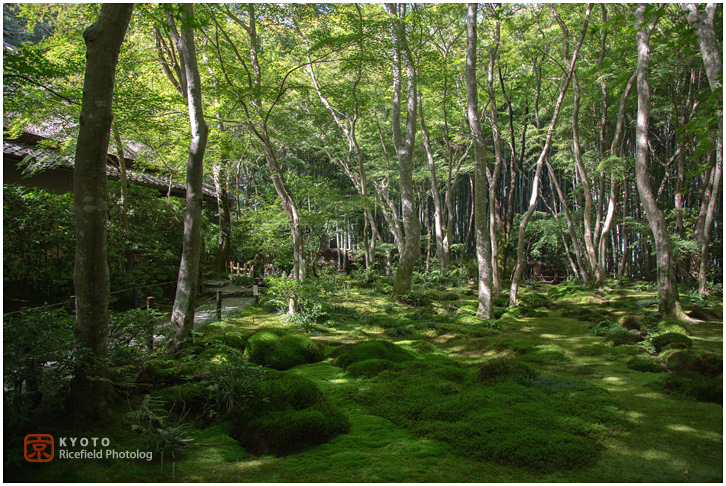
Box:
244;328;323;370
605;331;643;346
651;332;693;353
334;340;415;369
346;358;403;378
627;355;666;373
659;373;723;404
229;372;349;455
519;344;571;364
656;320;691;336
347;360;624;472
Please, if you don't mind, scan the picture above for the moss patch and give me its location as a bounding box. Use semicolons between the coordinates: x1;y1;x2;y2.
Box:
245;328;324;370
228;371;350;455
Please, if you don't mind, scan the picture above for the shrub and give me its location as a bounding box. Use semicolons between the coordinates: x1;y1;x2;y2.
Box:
651;333;693;353
334;340;415;369
627;356;666;373
229;372;349;455
244;329;323;370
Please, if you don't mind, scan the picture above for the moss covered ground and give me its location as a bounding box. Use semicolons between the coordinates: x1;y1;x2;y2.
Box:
6;279;722;482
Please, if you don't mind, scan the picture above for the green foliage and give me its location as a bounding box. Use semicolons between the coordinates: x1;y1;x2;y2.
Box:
229;372;350;455
244;328;324;370
3;308;75;427
3;185;75;300
108;308;168;365
334;340;416;369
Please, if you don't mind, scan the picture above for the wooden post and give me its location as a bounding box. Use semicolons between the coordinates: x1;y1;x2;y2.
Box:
253;282;259;305
69;295;76;312
216;290;222;320
132;284;139;309
146;296;155;310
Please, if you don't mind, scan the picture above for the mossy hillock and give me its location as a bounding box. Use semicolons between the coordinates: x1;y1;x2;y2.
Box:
344;355;625;472
228;371;350;455
244;328;324;370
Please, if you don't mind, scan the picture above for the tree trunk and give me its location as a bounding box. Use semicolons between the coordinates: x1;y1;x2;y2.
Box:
169;4;209;346
385;3;420;298
684;3;723;298
486;18;503;295
466;3;492;319
633;4;687;320
419;97;446;272
68;3;133;420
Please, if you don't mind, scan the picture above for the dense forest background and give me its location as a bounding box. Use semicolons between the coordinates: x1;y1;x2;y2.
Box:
4;3;721;303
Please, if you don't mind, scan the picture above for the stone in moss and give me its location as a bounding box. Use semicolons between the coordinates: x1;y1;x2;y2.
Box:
244;328;323;370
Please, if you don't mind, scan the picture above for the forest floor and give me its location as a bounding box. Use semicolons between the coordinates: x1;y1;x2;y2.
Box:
6;278;723;483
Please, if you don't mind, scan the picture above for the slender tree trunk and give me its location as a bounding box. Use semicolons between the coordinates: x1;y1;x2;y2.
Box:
633;4;687;320
169;4;209;346
466;3;492;319
68;3;133;420
486;18;503;295
385;3;420;298
419;97;446;271
684;3;723;298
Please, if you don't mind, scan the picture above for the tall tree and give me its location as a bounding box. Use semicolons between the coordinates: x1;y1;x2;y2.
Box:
385;3;420;297
633;4;688;320
466;3;492;319
164;4;209;346
683;3;723;298
68;3;133;419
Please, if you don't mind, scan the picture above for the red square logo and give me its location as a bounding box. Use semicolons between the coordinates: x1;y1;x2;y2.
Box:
24;434;54;462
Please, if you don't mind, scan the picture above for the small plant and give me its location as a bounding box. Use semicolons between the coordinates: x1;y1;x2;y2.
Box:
128;395;193;478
